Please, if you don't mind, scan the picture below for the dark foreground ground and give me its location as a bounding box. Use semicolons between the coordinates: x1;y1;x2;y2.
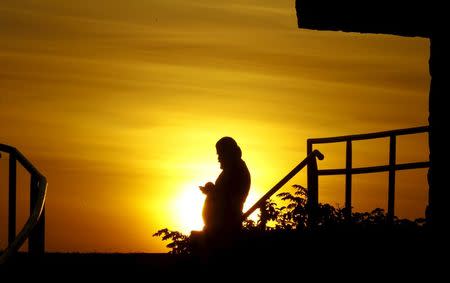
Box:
1;229;446;279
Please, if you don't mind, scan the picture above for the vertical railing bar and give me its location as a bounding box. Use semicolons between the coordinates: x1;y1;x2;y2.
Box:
345;140;352;222
387;135;396;224
8;153;17;245
306;140;313;203
29;174;38;254
36;205;46;254
307;141;319;227
29;175;46;255
306;141;313;155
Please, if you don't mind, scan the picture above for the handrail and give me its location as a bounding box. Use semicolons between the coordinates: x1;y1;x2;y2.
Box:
0;144;47;264
307;126;429;144
0;144;43;176
242;150;324;220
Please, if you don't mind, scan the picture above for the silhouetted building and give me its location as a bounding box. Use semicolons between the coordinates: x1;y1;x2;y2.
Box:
295;0;448;237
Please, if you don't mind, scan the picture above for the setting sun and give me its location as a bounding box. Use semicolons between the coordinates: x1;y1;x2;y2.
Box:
173;183;206;234
172;182;261;234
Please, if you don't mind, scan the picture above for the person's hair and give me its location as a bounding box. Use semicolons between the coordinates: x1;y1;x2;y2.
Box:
216;137;242;160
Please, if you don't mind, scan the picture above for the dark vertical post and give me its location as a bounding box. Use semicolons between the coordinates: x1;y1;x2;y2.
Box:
306;141;315;204
307;141;319;227
306;141;313;156
387;135;396;224
428;25;447;236
8;153;17;245
345;140;352;222
306;141;313;205
29;175;45;255
307;158;319;209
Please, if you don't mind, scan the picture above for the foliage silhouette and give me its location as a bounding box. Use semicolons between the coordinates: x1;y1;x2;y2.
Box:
152;228;190;255
154;184;425;254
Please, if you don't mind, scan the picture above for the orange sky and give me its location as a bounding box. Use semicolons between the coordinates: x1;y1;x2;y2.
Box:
0;0;429;253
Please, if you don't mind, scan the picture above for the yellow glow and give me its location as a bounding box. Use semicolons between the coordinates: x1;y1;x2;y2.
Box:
243;190;261;223
172;183;206;234
171;182;261;234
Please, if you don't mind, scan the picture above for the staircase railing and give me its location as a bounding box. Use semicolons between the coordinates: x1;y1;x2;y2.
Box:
0;144;47;264
307;126;430;224
242;149;324;221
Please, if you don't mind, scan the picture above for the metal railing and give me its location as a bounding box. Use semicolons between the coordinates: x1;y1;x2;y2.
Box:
0;144;47;264
306;126;430;224
242;149;324;221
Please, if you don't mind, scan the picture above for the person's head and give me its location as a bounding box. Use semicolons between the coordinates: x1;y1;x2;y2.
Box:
215;137;242;169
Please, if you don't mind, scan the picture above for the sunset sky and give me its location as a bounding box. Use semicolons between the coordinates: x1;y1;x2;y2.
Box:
1;0;429;253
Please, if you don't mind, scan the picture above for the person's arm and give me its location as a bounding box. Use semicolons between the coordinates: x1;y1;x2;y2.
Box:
199;181;215;195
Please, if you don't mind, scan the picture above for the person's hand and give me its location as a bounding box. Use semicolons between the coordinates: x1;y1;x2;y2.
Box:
199;182;214;194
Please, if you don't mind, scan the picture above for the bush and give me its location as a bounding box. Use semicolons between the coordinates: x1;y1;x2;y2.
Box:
154;184;426;254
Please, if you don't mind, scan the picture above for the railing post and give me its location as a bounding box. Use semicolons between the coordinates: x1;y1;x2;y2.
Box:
29;175;45;255
345;140;352;222
307;141;319;227
387;135;396;224
306;141;314;203
8;153;17;245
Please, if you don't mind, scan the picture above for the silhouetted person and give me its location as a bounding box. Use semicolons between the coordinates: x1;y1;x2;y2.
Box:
199;137;251;257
